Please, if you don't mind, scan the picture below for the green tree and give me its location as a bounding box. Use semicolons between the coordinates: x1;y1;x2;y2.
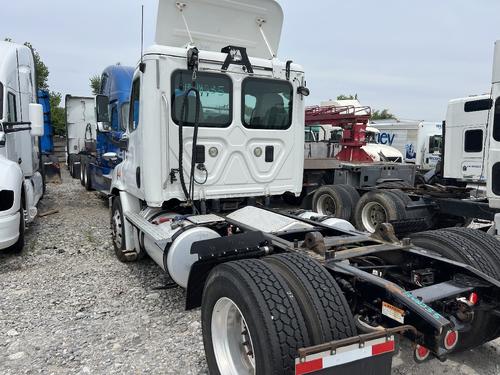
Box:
49;91;66;136
337;94;358;100
90;74;102;96
371;109;396;120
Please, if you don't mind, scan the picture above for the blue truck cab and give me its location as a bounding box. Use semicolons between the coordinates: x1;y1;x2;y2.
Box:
79;65;133;193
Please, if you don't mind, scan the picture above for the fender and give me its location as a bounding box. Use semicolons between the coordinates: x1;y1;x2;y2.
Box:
0;155;23;215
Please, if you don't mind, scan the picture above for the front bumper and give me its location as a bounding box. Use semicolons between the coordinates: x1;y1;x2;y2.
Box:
0;212;20;250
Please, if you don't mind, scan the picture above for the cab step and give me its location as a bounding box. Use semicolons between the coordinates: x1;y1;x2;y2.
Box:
124;211;171;243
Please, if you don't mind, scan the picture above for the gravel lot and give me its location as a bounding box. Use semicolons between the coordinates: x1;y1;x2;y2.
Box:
1;170;499;375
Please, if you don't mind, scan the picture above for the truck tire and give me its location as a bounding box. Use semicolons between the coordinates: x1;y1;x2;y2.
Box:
354;190;406;233
111;197;137;263
312;185;352;220
265;253;356;345
336;185;360;219
80;159;85;186
84;163;92;191
410;230;500;350
202;259;310;375
442;227;500;341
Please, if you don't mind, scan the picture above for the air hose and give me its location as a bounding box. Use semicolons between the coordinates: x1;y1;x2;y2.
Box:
178;87;201;214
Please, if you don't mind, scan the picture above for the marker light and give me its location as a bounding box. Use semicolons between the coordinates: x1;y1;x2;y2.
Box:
414;345;430;362
444;330;459;350
209;147;219;158
254;147;263;157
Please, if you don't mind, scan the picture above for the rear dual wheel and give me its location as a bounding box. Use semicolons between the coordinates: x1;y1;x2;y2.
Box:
410;229;500;350
202;256;356;374
354;190;407;233
312;185;360;221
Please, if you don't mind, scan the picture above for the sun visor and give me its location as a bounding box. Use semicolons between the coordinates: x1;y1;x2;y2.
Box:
155;0;283;59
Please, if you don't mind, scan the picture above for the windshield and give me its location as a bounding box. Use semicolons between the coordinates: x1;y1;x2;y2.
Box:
121;102;130;131
365;131;379;144
242;78;293;130
429;135;442;154
0;82;3;120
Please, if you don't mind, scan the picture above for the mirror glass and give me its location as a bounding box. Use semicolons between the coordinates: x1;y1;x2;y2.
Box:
96;95;110;123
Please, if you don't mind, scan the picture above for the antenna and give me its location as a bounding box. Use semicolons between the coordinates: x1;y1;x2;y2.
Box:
139;5;146;73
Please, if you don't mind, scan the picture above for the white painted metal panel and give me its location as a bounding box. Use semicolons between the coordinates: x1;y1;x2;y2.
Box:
155;0;283;58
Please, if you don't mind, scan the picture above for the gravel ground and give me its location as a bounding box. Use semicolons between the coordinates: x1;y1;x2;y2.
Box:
1;170;499;375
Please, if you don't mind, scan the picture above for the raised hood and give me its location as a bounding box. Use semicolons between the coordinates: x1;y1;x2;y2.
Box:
155;0;283;59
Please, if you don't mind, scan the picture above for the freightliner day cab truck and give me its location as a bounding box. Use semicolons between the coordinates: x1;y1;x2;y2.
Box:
79;65;133;193
67;65;133;194
0;41;45;252
96;1;500;374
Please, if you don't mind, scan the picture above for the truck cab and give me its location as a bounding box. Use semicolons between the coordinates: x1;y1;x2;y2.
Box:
84;65;133;193
0;41;44;252
444;94;490;184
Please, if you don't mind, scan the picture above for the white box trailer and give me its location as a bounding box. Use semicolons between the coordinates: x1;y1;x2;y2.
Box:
64;96;96;178
369;120;442;170
0;41;44;252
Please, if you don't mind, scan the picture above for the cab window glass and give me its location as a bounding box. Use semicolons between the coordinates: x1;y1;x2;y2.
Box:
171;71;232;128
429;135;442;154
121;102;129;131
7;92;17;122
494;98;500;142
464;129;483;153
129;79;140;132
242;78;293;130
110;105;118;131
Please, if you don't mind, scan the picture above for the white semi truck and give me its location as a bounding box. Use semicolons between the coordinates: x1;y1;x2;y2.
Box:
369;120;442;170
98;1;500;373
0;41;45;252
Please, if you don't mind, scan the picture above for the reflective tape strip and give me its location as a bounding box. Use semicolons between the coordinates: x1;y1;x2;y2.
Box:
296;338;395;375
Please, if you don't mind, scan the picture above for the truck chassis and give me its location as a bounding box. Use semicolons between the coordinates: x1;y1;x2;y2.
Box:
115;201;500;374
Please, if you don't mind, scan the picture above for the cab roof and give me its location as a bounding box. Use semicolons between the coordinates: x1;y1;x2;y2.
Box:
155;0;283;59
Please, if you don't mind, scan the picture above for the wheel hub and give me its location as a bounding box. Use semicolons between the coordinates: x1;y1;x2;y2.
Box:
361;202;388;233
317;195;336;216
211;297;256;375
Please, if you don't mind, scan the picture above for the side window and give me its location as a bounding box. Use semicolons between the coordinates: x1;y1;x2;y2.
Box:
110;105;118;131
242;78;293;130
129;78;140;132
464;129;483;153
494;98;500;142
429;135;442;154
7;92;17;123
121;102;130;131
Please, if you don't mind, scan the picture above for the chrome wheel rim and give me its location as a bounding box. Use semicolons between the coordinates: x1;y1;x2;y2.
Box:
111;208;123;249
212;297;256;375
316;194;336;216
361;202;387;233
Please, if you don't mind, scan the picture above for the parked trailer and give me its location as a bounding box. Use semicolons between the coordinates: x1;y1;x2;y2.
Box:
370;120;443;171
99;1;500;373
0;41;45;252
38;89;61;182
79;65;133;193
65;96;96;180
303;102;500;234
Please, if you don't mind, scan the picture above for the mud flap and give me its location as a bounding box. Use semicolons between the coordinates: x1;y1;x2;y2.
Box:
295;327;413;375
42;154;61;183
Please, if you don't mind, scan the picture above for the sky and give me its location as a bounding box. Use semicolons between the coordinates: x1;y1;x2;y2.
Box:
2;0;500;121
